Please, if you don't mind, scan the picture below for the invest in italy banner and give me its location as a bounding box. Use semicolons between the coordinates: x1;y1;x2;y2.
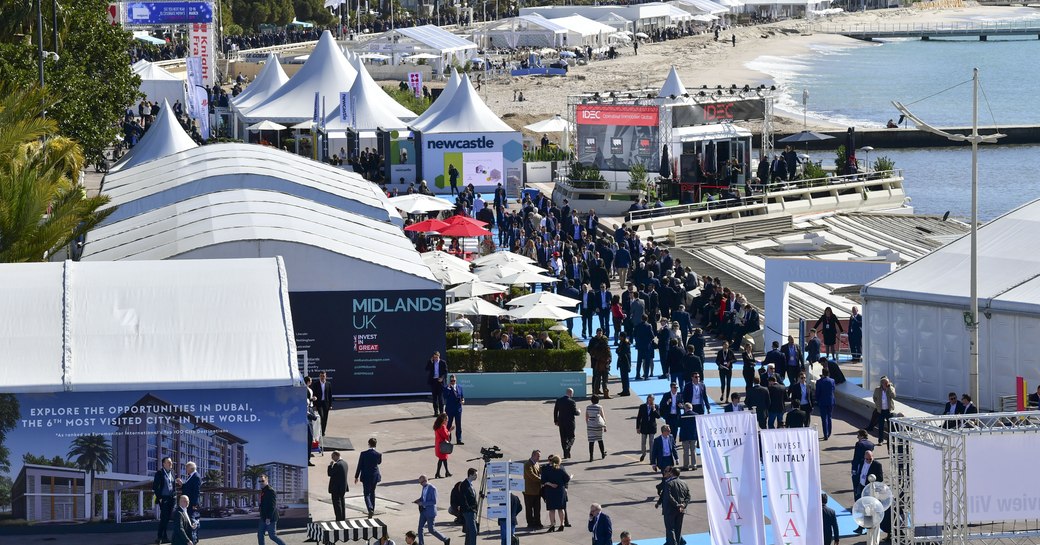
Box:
696;411;766;545
761;427;823;545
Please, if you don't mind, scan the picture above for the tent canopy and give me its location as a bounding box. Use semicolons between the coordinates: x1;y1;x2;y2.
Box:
392;25;478;54
110;99;198;173
231;53;290;111
414;73;515;134
410;69;460;132
659;66;689;97
547;15;617;38
0;258;298;393
674;123;752;142
81;189;439;292
135;61;186;107
98;143;401;227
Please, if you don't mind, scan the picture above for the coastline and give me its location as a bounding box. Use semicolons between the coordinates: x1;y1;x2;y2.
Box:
482;5;1040;133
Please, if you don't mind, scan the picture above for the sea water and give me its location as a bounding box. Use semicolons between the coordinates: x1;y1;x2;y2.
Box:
748;35;1040;220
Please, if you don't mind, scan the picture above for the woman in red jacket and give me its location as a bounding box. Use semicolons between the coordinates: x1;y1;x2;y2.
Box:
433;414;453;478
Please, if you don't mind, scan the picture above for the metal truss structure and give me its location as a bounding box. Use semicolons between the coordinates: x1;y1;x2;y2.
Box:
889;411;1040;545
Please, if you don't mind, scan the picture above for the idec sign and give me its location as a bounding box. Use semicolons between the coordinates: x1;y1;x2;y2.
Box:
576;105;659;127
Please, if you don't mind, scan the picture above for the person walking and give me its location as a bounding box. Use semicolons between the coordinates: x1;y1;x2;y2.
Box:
715;341;736;400
311;371;333;436
788;372;814;428
414;475;450;545
873;376;896;445
636;394;659;462
586;395;608;461
523;450;543;529
588;503;613;545
443;375;465;445
328;451;349;521
741;342;758;391
822;493;840;545
257;474;287;545
617;332;632;396
426;352;449;416
677;404;698;470
153;456;176;545
589;329;612;398
650;425;679;473
634;314;656;379
657;467;691;545
433;414;453;478
541;455;570;532
851;429;875;500
767;376;787;429
746;377;770;429
554;388;580;459
460;468;479;545
355;437;383;518
816;366;837;440
813;307;844;362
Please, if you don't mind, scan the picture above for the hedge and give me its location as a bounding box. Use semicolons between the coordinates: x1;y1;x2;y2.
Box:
447;328;586;373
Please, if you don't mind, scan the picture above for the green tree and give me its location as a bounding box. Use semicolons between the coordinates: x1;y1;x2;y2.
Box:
22;452;77;468
67;433;113;517
0;84;114;262
203;469;223;487
0;394;19;474
230;0;296;29
0;0;140;159
242;465;265;489
0;475;12;512
293;0;335;25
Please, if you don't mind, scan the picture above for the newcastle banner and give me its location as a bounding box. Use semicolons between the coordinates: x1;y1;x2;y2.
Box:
696;411;766;545
761;428;823;545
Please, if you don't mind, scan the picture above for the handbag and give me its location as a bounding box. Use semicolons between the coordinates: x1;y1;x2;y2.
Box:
439;441;454;454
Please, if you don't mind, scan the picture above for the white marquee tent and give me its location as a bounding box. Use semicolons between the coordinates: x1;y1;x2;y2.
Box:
409;69;460;133
0;258;298;393
365;25;477;77
543;15;618;47
416;73;515;134
231;53;290;111
659;65;689;98
110;99;197;173
473;15;569;49
98;143;401;227
862;199;1040;409
134;61;187;107
323;61;413;136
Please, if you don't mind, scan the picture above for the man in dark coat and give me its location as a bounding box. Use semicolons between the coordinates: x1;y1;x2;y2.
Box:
553;388;580;459
745;377;770;429
355;437;382;518
657;467;691;545
152;456;176;544
822;493;840;545
425;352;449;415
767;376;787;429
259;474;287;545
328;451;349;521
311;371;333;436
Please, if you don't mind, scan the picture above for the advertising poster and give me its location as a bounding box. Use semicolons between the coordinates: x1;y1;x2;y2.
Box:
189;22;214;87
289;290;445;396
389;137;417;184
459;152;504;187
696;411;766;545
671;99;766;127
575;104;660;172
761;427;824;545
0;387;307;528
421;132;522;193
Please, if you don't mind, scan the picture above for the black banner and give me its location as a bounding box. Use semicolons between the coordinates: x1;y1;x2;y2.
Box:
672;99;766;126
290;290;446;396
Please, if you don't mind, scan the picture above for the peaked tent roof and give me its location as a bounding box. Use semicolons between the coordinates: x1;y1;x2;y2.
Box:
416;73;515;134
551;15;618;37
0;258;298;393
324;62;412;132
231;53;290;111
345;54;417;120
135;61;182;81
394;25;478;53
659;66;689;97
110;99;198;173
241;30;358;122
409;69;460;132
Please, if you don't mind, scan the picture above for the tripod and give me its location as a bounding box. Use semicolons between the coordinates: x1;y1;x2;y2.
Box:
466;455;491;533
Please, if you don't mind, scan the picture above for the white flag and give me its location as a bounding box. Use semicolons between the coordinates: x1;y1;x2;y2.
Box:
185;56;210;140
761;428;824;545
339;92;350;123
696;411;767;545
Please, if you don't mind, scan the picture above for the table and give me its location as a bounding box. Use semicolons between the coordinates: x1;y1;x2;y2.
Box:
308;518;388;544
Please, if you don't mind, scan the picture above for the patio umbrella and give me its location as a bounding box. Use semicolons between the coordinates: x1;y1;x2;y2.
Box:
635;32;649;38
446;297;508;316
506;303;579;320
390;194;456;214
844;127;858;175
524;115;569;133
247;120;287;147
443;214;489;227
430;266;479;286
421;250;471;272
471;252;535;267
476;264;524;282
777;130;836;144
405;53;440;60
659;144;671;180
438;222;492;238
506;292;580;307
498;271;559;285
447;281;508;298
405;218;450;232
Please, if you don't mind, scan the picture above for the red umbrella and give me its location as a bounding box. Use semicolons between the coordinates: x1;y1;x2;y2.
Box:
404;218;450;232
438;222;493;237
444;214;489;227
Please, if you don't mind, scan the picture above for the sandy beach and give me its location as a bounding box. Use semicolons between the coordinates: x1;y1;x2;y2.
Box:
476;5;1040;133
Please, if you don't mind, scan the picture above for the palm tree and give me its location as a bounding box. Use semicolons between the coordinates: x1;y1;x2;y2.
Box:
67;433;112;519
0;82;113;262
242;465;265;506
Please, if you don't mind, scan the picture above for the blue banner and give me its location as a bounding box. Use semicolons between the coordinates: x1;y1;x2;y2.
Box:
126;2;213;25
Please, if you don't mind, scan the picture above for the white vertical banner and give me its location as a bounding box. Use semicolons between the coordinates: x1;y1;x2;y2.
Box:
761;428;823;545
313;92;321;124
189;21;214;87
696;411;766;545
339;92;351;123
185;56;210;141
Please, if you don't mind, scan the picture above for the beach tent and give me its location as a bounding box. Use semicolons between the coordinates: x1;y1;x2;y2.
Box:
861;198;1040;410
365;25;477;77
664;4;696;24
410;69;461;133
345;53;418;121
669;0;730;16
98;143;402;227
238;30;358;126
231;53;290;111
659;66;689;98
546;15;618;47
596;12;634;32
473;15;569;49
109;99;198;173
134;61;187;107
741;0;830;18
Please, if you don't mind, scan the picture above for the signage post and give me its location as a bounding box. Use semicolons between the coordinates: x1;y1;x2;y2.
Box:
486;460;524;545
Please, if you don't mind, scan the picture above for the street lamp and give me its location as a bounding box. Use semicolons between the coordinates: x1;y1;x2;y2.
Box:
893;68;1004;406
860;146;873;172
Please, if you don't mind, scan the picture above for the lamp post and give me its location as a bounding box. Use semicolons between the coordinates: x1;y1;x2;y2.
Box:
802;88;808;131
893;68;1003;406
860;146;873;172
36;0;45;87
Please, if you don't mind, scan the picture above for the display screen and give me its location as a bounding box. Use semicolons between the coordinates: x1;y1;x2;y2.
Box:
575;104;660;171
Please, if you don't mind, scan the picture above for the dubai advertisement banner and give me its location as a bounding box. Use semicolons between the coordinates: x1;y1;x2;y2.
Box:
290;290;445;396
575;104;660;172
0;386;307;529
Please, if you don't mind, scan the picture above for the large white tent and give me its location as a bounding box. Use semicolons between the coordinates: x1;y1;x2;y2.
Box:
409;69;460;133
231;53;290;111
543;15;617;47
0;258;298;393
110;99;197;173
659;65;689;98
520;3;677;31
98;143;401;226
862;199;1040;409
238;30;357;126
134;61;187;107
473;15;569;49
365;25;477;77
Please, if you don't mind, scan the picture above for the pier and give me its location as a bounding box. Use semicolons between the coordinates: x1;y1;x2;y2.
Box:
813;20;1040;41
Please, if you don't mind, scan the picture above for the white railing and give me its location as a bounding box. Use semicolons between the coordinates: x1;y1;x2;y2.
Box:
814;20;1040;34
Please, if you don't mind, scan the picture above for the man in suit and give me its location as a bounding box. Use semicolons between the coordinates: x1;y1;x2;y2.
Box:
682;373;710;417
152;456;176;545
959;394;978;414
763;341;785;385
311;371;333;436
259;474;287;545
671;305;692;346
853;450;884;535
650;425;679;472
766;376;787;429
355;437;382;518
595;283;613;334
580;284;596;338
816;365;837;440
851;429;875;500
553;388;580;459
785;401;807;428
872;376;896;445
745;378;770;429
731;305;760;348
426;352;449;416
657;467;691;545
328;451;349;521
460;468;479;545
522;450;543;528
822;493;840;545
940;391;962;428
1030;385;1040;409
567;257;589;286
559;280;581;333
414;475;450;545
588;503;613;545
634;314;656;380
443;375;465;444
177;461;201;542
660;382;684;433
171;495;197;545
788;372;814;428
780;336;803;385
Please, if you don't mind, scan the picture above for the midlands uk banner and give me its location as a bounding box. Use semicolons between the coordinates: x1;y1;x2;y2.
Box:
289;290;445;396
761;427;824;545
575;104;660;172
0;387;308;528
696;411;766;545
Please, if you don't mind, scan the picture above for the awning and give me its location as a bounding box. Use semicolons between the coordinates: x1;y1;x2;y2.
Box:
674;123;753;142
